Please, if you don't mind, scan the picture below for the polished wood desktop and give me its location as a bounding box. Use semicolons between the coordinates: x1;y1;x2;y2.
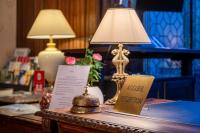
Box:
0;99;200;133
37;106;200;133
36;99;200;133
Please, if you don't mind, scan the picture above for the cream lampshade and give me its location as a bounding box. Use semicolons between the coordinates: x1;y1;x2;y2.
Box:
90;8;151;104
27;9;75;89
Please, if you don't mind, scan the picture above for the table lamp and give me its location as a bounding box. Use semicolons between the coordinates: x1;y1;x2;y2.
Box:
27;9;75;89
90;8;151;104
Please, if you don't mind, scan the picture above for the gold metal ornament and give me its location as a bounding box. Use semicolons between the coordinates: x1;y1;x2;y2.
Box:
105;43;130;105
70;86;101;114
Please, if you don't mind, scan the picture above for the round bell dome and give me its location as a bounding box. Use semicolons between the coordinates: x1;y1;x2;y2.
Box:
70;87;101;114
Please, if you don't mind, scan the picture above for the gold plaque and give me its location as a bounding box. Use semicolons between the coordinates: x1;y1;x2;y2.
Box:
114;75;154;115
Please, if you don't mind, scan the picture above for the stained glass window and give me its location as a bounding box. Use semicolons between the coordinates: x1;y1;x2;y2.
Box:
143;0;190;77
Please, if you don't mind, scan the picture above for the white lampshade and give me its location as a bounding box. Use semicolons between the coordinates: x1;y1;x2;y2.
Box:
27;9;76;85
90;8;151;44
27;9;75;39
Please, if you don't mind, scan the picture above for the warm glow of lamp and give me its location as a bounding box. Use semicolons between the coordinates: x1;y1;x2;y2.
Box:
91;8;151;104
27;9;75;89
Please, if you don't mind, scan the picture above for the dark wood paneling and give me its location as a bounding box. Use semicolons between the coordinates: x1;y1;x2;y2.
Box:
16;0;23;49
43;0;58;9
58;0;86;50
33;0;46;55
85;0;101;47
17;0;46;56
17;0;100;56
17;0;36;54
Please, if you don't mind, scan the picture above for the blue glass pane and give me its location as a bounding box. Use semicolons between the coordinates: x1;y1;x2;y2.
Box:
193;0;200;100
144;11;184;77
143;0;190;78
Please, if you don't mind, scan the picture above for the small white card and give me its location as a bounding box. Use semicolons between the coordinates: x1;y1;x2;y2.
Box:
49;65;90;109
8;61;16;72
14;48;30;57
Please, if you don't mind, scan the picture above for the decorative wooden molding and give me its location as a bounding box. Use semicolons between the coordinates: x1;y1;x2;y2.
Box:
36;101;200;133
42;118;51;133
36;110;154;133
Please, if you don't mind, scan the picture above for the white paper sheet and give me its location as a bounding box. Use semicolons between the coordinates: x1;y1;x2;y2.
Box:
49;65;90;109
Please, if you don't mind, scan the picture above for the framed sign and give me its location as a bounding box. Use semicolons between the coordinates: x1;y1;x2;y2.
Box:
114;75;154;115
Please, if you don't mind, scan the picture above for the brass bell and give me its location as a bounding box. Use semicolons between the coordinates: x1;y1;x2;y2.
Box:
70;86;101;114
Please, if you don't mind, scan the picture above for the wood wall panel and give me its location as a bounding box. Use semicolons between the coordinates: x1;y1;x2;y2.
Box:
85;0;101;48
57;0;86;50
17;0;100;56
43;0;58;9
17;0;46;56
34;0;46;54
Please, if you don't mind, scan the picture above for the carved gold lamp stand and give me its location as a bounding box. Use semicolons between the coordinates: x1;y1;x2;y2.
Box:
105;43;130;105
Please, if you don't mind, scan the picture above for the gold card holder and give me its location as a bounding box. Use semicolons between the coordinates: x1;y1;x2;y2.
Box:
114;75;154;115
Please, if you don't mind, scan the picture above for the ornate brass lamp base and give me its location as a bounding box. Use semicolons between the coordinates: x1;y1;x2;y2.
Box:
105;43;130;105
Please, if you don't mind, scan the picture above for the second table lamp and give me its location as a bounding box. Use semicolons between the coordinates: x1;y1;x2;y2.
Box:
90;8;151;104
27;9;76;89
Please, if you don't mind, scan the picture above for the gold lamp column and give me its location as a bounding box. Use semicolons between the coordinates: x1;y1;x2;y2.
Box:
90;8;151;104
27;9;76;90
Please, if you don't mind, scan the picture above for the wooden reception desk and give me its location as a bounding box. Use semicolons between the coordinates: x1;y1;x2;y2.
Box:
37;100;200;133
1;99;200;133
0;114;43;133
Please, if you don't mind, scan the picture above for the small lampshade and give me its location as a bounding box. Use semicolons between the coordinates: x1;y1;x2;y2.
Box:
27;9;76;87
90;8;151;44
27;9;75;39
